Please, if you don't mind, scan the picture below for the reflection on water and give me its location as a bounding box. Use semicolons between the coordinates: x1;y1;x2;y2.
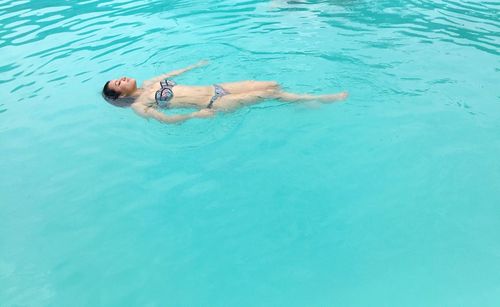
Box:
270;0;499;54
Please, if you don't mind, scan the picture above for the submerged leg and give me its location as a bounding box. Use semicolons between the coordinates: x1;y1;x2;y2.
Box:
275;91;348;103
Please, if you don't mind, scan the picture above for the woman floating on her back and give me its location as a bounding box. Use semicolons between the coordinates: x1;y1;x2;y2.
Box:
102;60;348;124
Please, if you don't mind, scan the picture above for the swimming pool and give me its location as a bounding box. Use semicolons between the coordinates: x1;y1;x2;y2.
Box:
1;0;499;305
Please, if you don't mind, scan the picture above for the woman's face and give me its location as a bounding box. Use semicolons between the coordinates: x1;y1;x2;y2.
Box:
108;77;137;96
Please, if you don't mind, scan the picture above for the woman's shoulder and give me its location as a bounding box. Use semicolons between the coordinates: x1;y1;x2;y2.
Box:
142;79;157;88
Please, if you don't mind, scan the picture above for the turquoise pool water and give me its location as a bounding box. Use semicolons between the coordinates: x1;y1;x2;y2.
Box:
1;0;499;305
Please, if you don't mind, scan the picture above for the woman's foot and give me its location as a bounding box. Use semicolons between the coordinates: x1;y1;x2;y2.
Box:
319;91;349;103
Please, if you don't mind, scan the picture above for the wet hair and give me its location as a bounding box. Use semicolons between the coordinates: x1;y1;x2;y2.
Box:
102;81;120;100
102;81;134;108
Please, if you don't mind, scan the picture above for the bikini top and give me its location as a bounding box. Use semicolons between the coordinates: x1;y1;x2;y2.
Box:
155;79;176;107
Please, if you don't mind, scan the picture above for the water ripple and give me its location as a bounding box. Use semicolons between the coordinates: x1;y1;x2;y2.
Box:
0;0;498;115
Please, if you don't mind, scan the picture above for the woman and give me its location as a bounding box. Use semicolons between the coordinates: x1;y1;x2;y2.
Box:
102;60;348;124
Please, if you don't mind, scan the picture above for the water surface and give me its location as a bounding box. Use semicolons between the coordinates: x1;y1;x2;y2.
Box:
1;0;500;306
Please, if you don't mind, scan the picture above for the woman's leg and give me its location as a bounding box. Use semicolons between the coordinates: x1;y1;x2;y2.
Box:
212;88;348;110
213;89;278;110
218;81;279;94
216;81;347;103
274;90;348;103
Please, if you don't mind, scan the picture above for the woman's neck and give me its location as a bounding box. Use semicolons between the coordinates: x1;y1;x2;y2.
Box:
129;88;144;97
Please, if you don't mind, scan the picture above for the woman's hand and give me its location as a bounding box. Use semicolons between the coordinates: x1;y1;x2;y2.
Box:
194;60;209;68
194;108;215;118
192;108;215;118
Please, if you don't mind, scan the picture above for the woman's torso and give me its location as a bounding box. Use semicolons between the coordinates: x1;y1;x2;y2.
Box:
136;80;214;109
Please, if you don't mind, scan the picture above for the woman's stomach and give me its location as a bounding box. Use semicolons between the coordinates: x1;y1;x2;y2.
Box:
170;85;214;107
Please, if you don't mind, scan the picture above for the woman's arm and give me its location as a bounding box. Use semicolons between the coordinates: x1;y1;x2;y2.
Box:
145;60;209;85
132;105;214;124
